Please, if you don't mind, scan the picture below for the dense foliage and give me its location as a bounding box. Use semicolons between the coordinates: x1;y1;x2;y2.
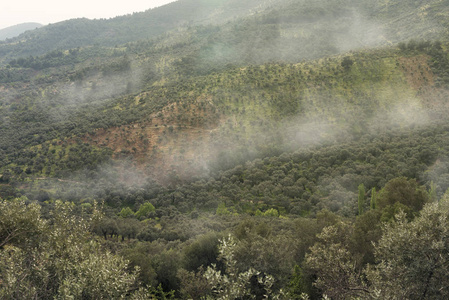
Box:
2;0;449;298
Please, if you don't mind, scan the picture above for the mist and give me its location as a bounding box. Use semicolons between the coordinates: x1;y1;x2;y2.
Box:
146;89;438;189
3;0;449;210
47;64;144;123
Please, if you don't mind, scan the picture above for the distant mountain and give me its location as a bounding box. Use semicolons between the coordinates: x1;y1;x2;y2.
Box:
0;0;448;66
0;0;280;62
0;23;43;40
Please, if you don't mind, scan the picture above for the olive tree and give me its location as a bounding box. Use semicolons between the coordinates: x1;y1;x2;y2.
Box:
367;195;449;299
0;198;147;299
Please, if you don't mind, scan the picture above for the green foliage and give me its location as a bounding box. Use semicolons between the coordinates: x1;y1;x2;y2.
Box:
305;223;368;299
232;225;296;290
152;249;183;293
263;208;279;218
287;265;309;299
204;234;282;299
380;202;414;223
135;202;156;219
216;203;231;216
120;242;157;286
366;194;449;298
429;181;437;202
341;56;354;71
0;198;148;299
358;183;365;215
0;197;46;248
351;209;383;265
370;187;376;210
376;177;430;217
135;284;175;300
177;268;212;300
56;246;140;299
183;232;221;271
120;206;135;218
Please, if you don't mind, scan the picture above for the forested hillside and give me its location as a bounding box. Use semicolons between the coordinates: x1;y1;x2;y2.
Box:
2;0;449;299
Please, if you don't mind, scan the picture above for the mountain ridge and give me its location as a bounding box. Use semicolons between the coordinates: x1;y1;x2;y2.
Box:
0;22;43;40
1;0;449;66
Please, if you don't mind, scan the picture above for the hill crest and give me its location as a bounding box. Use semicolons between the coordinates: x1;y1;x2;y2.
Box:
0;22;43;40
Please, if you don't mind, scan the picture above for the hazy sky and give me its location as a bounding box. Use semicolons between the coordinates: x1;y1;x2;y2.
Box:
0;0;176;30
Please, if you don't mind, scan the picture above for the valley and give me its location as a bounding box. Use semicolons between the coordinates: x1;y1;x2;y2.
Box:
2;0;449;299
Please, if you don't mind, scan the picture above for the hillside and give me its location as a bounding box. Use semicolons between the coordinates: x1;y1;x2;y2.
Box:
0;0;280;63
0;23;43;40
1;0;449;66
2;41;447;183
2;0;449;299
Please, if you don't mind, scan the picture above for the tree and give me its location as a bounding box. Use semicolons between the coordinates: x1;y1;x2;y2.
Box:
341;56;354;71
135;202;155;219
370;188;376;210
367;195;449;298
118;218;141;241
120;207;135;218
93;216;119;240
0;199;147;299
351;210;382;265
204;235;283;299
216;203;231;216
263;208;279;217
56;245;140;299
152;250;182;294
358;184;365;215
287;265;316;299
0;197;46;248
183;232;221;271
376;177;429;217
305;223;368;299
178;268;212;300
429;181;437;202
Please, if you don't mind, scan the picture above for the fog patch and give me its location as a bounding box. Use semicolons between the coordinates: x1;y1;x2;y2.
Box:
422;158;449;198
33;60;145;124
367;97;431;133
334;9;385;52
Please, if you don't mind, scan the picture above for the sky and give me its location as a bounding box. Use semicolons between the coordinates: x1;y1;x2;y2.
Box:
0;0;176;30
